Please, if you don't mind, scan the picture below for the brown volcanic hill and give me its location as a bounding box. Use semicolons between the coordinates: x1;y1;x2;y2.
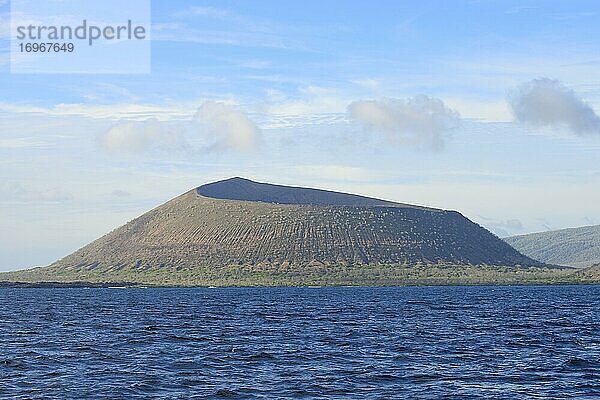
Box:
36;177;541;276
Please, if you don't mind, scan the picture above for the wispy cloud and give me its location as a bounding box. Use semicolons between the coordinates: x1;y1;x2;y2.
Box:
510;78;600;135
443;97;512;122
266;96;348;117
153;5;312;52
179;6;234;19
239;59;272;69
0;9;9;67
550;11;596;21
0;10;8;38
111;189;131;197
287;165;372;183
504;6;538;15
0;182;73;204
99;118;185;153
0;137;49;149
348;96;460;151
351;78;381;90
0;101;197;120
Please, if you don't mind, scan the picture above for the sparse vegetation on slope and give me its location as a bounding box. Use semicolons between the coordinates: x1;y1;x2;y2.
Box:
1;264;591;287
2;178;545;286
505;225;600;267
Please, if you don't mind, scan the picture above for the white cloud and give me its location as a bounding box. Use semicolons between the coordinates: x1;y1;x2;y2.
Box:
100;118;184;153
195;101;259;152
510;78;600;135
348;96;460;151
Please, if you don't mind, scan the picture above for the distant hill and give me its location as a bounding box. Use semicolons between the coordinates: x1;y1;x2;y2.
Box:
505;225;600;267
2;177;543;286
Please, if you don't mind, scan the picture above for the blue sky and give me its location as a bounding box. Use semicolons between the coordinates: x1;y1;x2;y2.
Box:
1;0;600;270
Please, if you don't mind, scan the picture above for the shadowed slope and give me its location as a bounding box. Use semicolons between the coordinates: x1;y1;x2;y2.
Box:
197;177;415;207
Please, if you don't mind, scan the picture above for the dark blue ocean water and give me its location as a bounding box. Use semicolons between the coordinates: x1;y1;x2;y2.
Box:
1;286;600;399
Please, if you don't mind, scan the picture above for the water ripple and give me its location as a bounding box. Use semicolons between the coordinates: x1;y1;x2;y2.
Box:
1;286;600;398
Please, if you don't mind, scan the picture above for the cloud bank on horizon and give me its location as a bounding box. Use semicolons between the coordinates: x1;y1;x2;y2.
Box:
96;78;598;155
99;101;259;153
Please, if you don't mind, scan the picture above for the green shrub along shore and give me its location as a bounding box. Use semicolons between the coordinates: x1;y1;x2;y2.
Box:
1;263;599;287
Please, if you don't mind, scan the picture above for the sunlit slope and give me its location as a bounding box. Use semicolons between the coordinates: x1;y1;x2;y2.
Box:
505;225;600;267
